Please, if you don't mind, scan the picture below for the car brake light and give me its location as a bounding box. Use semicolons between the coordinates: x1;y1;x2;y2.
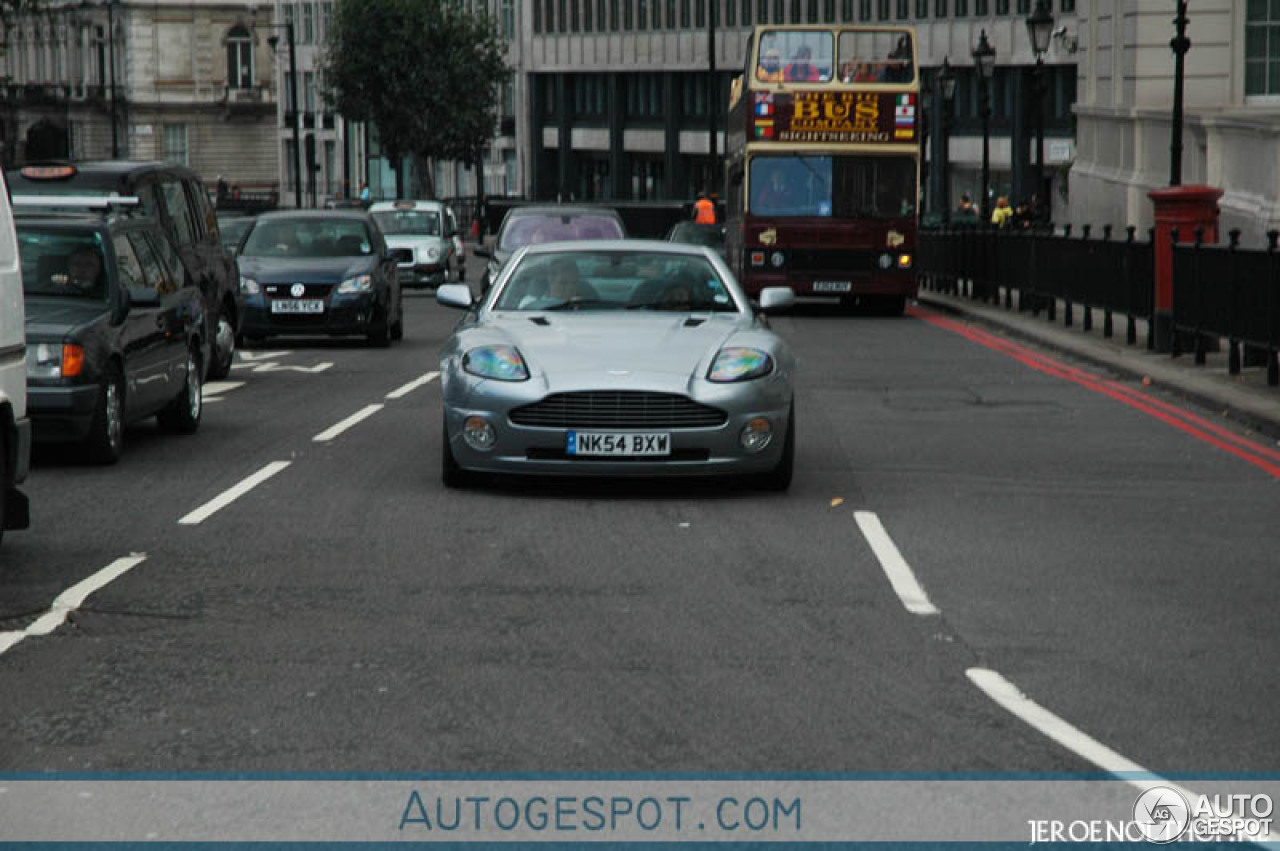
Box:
20;165;78;180
61;343;85;377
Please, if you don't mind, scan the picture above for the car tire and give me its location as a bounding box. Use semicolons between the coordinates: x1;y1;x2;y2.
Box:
755;400;794;492
390;295;404;341
86;366;125;465
440;414;471;489
207;305;236;379
157;344;203;434
367;303;391;348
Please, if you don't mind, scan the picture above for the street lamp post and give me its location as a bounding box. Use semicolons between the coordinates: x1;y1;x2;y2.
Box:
267;22;303;209
938;57;957;223
1169;0;1190;187
972;30;996;216
106;0;118;158
1026;0;1054;219
707;0;716;197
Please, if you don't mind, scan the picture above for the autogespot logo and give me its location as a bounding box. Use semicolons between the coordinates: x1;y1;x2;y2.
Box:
1134;786;1191;844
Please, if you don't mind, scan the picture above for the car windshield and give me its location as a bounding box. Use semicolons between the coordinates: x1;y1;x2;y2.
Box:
750;154;916;218
670;224;725;248
492;250;738;313
372;209;441;236
498;213;624;252
218;217;253;248
17;228;109;301
240;218;375;258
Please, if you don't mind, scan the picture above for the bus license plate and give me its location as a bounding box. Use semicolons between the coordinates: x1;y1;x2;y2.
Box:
567;432;671;457
813;281;852;293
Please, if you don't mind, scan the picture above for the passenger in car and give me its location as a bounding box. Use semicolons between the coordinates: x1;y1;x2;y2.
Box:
67;247;105;296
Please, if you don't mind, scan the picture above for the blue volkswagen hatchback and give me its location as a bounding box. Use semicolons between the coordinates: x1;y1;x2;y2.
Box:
235;210;404;346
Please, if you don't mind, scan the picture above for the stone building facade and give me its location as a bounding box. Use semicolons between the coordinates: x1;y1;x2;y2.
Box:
0;0;279;198
1070;0;1280;243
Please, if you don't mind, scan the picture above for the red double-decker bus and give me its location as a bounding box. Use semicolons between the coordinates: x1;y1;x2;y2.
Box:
725;25;920;314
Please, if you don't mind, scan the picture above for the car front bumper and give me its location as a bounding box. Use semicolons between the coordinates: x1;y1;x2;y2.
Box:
240;292;380;338
398;263;447;287
27;383;100;443
441;373;792;478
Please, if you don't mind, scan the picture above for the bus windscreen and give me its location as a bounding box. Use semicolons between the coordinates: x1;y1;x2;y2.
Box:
749;155;916;219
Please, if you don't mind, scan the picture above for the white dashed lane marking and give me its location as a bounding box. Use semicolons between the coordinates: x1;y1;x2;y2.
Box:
312;405;384;443
853;510;939;616
178;461;292;526
0;554;147;656
386;372;439;399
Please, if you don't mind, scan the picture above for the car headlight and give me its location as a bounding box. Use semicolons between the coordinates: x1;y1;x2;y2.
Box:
26;342;84;379
239;275;260;295
418;246;441;263
708;347;773;383
337;274;373;294
462;345;529;382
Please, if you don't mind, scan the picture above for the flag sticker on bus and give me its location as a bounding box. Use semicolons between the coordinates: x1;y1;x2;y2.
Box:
895;93;916;139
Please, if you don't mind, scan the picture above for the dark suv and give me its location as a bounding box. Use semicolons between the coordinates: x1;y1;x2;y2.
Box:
17;207;207;463
7;162;241;379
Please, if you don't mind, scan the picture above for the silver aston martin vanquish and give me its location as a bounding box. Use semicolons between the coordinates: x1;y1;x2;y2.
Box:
435;239;797;489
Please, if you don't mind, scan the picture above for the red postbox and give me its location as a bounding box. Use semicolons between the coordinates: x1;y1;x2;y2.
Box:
1148;185;1223;351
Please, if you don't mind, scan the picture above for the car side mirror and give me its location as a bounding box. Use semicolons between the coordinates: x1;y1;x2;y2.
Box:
758;286;795;314
435;284;474;310
473;245;492;259
127;286;162;309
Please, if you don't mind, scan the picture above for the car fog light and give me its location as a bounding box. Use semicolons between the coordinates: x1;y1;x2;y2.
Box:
740;417;773;453
463;416;496;451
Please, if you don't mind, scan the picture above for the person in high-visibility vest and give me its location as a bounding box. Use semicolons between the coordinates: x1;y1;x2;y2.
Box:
693;192;716;224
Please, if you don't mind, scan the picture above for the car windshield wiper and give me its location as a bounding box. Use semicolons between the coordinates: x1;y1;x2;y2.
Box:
542;298;617;311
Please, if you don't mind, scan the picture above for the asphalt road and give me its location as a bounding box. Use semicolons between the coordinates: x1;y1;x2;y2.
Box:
1;261;1276;775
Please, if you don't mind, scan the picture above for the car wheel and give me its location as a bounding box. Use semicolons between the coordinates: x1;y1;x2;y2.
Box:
755;400;794;492
440;413;470;489
86;366;125;465
158;344;203;434
390;295;404;341
207;305;236;379
367;303;391;348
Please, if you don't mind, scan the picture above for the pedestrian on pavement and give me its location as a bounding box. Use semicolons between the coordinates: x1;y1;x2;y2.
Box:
954;193;980;225
693;192;716;224
359;181;370;204
990;196;1013;228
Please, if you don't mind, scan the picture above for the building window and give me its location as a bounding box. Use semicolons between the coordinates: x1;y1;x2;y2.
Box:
226;25;253;89
877;0;889;20
319;2;333;41
1016;0;1028;12
697;0;707;26
651;0;661;27
996;0;1008;13
725;0;735;25
823;0;834;20
610;0;619;28
896;0;908;17
1246;0;1280;96
534;0;542;30
501;0;515;35
600;0;609;29
1060;0;1073;10
301;3;315;43
955;0;966;15
975;0;987;14
572;0;581;29
759;0;769;23
163;124;188;166
303;71;315;112
915;0;927;16
934;0;946;16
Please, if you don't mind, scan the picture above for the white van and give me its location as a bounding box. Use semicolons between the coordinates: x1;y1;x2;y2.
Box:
0;167;31;546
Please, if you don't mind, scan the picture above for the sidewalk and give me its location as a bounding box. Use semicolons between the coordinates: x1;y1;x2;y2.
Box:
916;286;1280;442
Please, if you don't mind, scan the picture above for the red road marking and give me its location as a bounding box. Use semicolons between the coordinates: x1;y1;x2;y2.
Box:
908;304;1280;479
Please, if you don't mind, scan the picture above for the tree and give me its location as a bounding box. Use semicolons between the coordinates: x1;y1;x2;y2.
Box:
321;0;508;199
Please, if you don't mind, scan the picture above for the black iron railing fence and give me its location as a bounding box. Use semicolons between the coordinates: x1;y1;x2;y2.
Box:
918;224;1280;386
1172;228;1280;383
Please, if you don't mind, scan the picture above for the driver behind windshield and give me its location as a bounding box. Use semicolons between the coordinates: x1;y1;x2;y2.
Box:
516;257;585;309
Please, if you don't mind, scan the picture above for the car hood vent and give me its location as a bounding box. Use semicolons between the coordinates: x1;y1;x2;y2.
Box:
528;316;550;326
683;317;706;328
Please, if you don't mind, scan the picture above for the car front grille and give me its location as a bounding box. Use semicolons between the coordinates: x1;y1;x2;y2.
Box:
509;391;728;429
